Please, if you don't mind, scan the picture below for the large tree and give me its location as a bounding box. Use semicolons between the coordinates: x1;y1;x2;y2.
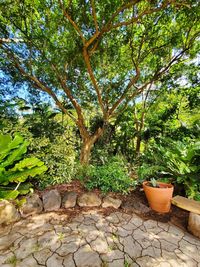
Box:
0;0;199;163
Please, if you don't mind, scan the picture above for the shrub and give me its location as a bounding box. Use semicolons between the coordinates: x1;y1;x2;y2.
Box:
1;105;77;189
76;155;133;194
138;138;200;200
28;136;77;189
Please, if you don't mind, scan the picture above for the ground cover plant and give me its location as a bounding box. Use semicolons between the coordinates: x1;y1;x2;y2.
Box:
76;155;133;194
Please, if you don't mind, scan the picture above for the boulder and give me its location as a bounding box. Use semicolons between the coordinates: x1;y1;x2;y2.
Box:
0;200;20;225
42;189;61;211
78;193;101;207
20;194;43;217
188;212;200;239
62;192;77;208
102;196;122;209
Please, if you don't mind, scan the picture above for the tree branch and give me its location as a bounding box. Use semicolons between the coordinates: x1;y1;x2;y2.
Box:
106;1;172;32
103;0;141;31
90;0;99;33
109;65;140;116
3;24;86;128
58;0;86;44
0;38;23;44
85;31;100;48
89;0;175;55
89;0;140;54
111;45;191;117
152;47;189;80
51;63;89;138
0;19;90;138
82;47;105;117
1;44;76;122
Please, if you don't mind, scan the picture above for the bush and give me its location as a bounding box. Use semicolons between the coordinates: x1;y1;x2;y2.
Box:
76;155;133;194
28;136;77;189
1;109;77;189
138;138;200;200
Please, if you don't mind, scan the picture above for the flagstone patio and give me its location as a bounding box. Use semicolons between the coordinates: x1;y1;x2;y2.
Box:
0;211;200;267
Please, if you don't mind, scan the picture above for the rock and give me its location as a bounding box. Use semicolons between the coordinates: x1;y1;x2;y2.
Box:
46;253;65;267
33;249;53;265
90;236;109;253
0;200;20;225
122;235;143;259
122;201;151;214
77;192;101;207
188;212;200;239
20;194;43;217
74;244;102;267
42;190;61;211
102;196;122;209
62;192;77;208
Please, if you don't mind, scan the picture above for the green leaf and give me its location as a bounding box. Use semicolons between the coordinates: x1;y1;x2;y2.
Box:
6;165;48;183
10;157;45;172
0;134;24;162
0;141;28;169
0;190;19;200
0;134;47;199
0;134;11;150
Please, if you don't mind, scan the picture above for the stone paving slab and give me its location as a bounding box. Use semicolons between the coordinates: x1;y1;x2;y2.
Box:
0;211;200;267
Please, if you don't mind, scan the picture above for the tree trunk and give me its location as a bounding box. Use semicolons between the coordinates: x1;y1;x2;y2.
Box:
135;109;146;158
80;127;104;165
80;138;94;165
135;134;141;157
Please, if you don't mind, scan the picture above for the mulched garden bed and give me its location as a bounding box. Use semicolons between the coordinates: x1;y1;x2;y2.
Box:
36;180;189;231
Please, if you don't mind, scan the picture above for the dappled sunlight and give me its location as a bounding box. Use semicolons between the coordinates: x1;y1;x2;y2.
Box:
0;210;200;266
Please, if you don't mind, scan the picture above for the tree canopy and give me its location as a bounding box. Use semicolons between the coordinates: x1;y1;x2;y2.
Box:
0;0;199;163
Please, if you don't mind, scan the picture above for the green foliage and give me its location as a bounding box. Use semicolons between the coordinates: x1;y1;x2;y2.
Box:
0;0;199;167
0;133;47;199
30;136;77;189
24;106;77;188
138;139;200;200
145;178;171;188
0;0;199;184
149;178;158;188
0;134;28;167
5;255;18;267
1;104;77;189
77;155;133;194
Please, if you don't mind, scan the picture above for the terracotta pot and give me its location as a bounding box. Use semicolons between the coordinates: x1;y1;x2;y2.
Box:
143;181;174;213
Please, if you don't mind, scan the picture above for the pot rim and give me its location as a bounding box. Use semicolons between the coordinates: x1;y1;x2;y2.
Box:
143;181;174;189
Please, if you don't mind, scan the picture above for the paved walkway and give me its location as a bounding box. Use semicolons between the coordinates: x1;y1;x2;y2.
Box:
0;211;200;267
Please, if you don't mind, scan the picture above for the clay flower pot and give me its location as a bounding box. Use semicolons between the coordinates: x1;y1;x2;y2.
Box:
143;181;174;213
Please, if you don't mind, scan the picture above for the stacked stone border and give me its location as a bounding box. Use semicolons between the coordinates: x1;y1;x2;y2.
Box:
0;190;122;225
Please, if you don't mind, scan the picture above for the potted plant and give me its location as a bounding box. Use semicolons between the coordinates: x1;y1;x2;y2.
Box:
143;178;174;213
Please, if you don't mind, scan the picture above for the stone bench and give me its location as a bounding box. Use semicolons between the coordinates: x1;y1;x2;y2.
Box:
171;195;200;238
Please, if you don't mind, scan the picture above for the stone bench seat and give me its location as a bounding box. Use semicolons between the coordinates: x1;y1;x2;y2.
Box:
171;195;200;215
172;195;200;239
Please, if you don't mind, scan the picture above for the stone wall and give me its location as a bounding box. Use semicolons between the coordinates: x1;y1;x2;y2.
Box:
0;190;122;225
